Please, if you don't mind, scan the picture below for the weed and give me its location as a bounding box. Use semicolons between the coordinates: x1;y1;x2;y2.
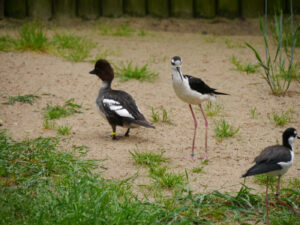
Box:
0;36;16;51
254;174;277;188
224;38;245;48
43;98;82;120
113;23;134;36
3;94;39;105
192;167;204;174
151;107;173;124
151;107;160;122
130;148;168;166
202;34;217;43
43;119;56;129
57;125;72;135
204;101;223;117
271;110;294;126
250;107;258;119
115;62;159;82
214;119;239;141
51;33;95;62
150;166;185;188
230;56;260;74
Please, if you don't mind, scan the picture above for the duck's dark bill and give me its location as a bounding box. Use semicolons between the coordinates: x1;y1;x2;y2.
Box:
89;69;96;74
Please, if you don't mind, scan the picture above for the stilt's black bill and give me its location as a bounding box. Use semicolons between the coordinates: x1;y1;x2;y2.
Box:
89;69;97;75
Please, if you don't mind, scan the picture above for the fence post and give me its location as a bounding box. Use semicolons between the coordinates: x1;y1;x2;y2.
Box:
147;0;169;17
0;0;4;19
124;0;146;16
195;0;216;18
5;0;27;18
267;0;287;14
170;0;193;18
102;0;123;17
241;0;264;18
53;0;76;19
77;0;100;19
28;0;52;20
217;0;239;18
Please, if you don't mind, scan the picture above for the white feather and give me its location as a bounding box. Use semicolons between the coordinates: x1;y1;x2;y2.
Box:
115;109;134;119
103;98;135;119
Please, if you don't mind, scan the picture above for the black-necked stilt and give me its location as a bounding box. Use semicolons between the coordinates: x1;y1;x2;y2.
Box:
90;59;154;140
242;128;300;224
171;56;228;159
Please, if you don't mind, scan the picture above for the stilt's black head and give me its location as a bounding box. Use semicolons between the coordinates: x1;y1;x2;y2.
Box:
171;56;182;67
90;59;114;81
282;127;299;148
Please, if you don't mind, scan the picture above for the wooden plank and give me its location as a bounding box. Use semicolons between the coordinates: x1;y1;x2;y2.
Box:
241;0;264;18
195;0;216;18
124;0;146;16
217;0;239;18
78;0;100;20
101;0;123;17
5;0;26;18
0;0;4;19
170;0;193;18
267;0;286;14
53;0;76;19
147;0;169;18
28;0;52;20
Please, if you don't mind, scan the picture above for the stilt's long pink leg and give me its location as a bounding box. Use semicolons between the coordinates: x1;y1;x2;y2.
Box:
189;104;197;159
265;176;269;225
199;104;208;159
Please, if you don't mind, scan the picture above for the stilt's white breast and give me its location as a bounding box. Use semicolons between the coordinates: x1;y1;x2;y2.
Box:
266;150;294;177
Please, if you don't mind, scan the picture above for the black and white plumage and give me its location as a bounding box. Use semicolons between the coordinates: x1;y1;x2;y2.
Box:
90;59;154;140
171;56;228;159
242;128;300;223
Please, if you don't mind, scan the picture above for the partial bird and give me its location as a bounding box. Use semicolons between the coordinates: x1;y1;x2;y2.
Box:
90;59;154;140
171;56;228;159
242;128;300;224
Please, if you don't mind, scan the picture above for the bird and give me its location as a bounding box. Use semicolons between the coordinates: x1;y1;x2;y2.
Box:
171;56;228;160
90;59;154;140
242;128;300;224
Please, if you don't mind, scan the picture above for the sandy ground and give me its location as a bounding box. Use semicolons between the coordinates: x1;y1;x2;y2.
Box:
0;18;299;195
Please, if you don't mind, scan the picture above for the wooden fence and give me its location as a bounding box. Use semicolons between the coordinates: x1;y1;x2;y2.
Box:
0;0;299;20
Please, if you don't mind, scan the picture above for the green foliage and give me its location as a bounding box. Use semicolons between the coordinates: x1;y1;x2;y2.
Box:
0;36;16;51
214;119;239;141
246;7;298;95
115;62;159;82
250;107;258;119
192;167;204;174
149;166;185;189
43;98;82;120
130;148;168;166
43;119;56;129
3;94;39;105
151;107;173;124
51;33;95;62
204;101;223;117
254;174;277;187
57;125;72;135
271;109;294;126
202;34;217;43
224;38;245;48
230;56;260;74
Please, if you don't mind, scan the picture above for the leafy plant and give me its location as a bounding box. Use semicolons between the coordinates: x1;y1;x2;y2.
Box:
43;119;56;129
246;1;299;95
3;94;39;105
151;107;173;124
130;148;168;167
57;125;72;135
149;166;185;189
192;167;204;174
0;36;16;51
115;62;159;82
250;107;258;119
271;110;294;126
43;98;82;120
204;101;223;117
214;119;239;141
224;38;245;48
230;56;260;74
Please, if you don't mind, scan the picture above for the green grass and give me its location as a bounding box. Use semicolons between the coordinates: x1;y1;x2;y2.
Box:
214;119;239;141
204;101;223;117
1;131;300;224
51;33;95;62
43;119;56;129
98;23;151;37
130;148;168;166
151;107;173;124
3;94;40;105
271;110;294;126
57;125;72;135
202;34;217;43
43;98;82;120
230;56;260;74
224;38;245;48
0;36;16;51
254;174;277;188
114;62;159;82
192;167;204;174
250;107;258;119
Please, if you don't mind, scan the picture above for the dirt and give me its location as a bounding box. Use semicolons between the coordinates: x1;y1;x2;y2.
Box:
0;17;299;196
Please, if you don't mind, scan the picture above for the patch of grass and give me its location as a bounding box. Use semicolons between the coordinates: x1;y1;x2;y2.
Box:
204;101;223;117
57;125;72;135
98;23;151;37
151;107;160;122
230;56;260;74
202;34;217;43
214;119;239;141
149;166;185;189
254;174;277;188
3;94;40;105
43;119;56;130
130;148;168;166
151;107;173;124
113;23;134;36
271;110;294;126
224;38;245;48
115;62;159;82
51;33;95;62
0;36;16;51
250;107;258;119
43;98;82;120
192;167;204;174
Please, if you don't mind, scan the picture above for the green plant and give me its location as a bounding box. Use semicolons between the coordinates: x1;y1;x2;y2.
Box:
254;174;277;187
250;107;258;119
151;107;173;124
43;119;56;129
271;110;294;126
214;119;239;141
202;34;217;43
149;166;185;189
115;62;159;82
151;107;160;122
130;148;168;166
230;56;260;74
43;98;82;120
192;167;204;174
204;101;223;117
113;23;134;36
224;38;245;48
246;1;299;95
57;125;72;135
3;94;39;105
51;33;95;62
0;36;16;51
